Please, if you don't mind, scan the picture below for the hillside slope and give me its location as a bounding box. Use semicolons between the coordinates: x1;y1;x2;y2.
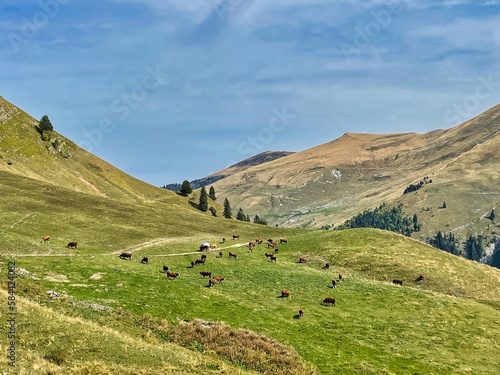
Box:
0;95;174;202
212;105;500;241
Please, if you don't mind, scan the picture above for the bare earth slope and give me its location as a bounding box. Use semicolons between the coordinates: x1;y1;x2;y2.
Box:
212;104;500;239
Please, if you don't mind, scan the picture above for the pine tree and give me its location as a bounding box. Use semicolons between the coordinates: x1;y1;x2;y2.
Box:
37;115;54;140
246;214;251;222
180;180;192;196
236;208;246;221
209;186;216;201
491;237;500;269
223;198;232;219
253;214;260;224
199;186;208;212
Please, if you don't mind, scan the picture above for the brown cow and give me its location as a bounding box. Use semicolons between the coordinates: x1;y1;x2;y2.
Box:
166;271;180;280
140;257;148;264
232;235;240;240
218;251;223;258
339;274;344;282
248;246;253;253
67;242;77;248
228;252;238;259
322;297;336;306
392;279;403;286
119;252;132;260
415;274;424;282
201;254;207;260
264;252;274;258
332;279;337;288
195;258;206;265
41;236;50;243
200;271;211;278
214;277;225;284
255;238;263;244
208;279;216;287
299;309;304;318
199;245;209;251
270;255;277;262
210;244;217;249
191;261;195;267
281;289;290;298
279;238;288;244
267;242;276;248
249;242;256;247
299;257;307;263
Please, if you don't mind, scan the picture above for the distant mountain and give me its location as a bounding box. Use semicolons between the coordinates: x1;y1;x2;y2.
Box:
162;151;294;192
211;104;500;243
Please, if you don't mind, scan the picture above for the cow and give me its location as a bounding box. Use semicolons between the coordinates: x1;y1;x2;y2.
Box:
248;246;253;253
162;266;170;273
228;252;238;259
140;257;148;264
267;239;274;243
322;263;330;270
270;255;277;262
214;277;225;284
299;257;307;263
232;235;239;240
201;254;207;260
195;258;206;265
299;309;304;318
200;271;211;278
415;274;424;282
322;297;336;306
281;289;290;298
208;279;216;287
279;238;288;244
199;245;209;251
332;279;337;288
218;251;223;258
210;244;217;249
264;252;274;258
255;238;263;245
249;242;256;247
67;242;77;248
222;238;226;244
339;274;344;282
41;236;50;243
392;279;403;286
166;271;180;280
191;261;195;267
274;248;279;254
267;242;276;248
119;252;132;260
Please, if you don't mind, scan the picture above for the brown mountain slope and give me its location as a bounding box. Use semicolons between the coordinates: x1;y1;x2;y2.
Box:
0;94;174;202
212;104;500;239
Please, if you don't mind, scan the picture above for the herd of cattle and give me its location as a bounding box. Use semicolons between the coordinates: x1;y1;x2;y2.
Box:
42;234;425;317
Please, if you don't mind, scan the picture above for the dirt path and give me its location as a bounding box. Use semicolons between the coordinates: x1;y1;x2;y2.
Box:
10;213;35;229
111;236;200;255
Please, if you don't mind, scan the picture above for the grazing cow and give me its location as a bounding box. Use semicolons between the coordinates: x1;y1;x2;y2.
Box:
415;274;424;282
332;279;337;288
162;266;170;273
299;257;307;263
199;245;209;251
267;239;274;243
200;271;212;278
210;244;217;249
299;309;304;318
214;277;225;284
222;238;226;244
339;274;344;282
208;279;216;287
140;257;148;264
232;235;239;240
267;242;276;248
392;279;403;286
255;238;263;245
119;252;132;260
191;261;195;267
41;236;50;243
195;258;206;265
228;252;238;259
218;251;223;258
274;248;279;254
322;297;336;306
280;238;288;244
248;246;253;253
264;252;274;258
322;263;330;270
270;255;277;262
249;242;256;247
166;271;180;280
201;254;207;260
281;289;290;298
67;242;78;248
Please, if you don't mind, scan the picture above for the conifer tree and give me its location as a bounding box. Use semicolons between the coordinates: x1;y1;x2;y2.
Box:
209;186;216;201
223;198;232;219
37;115;54;140
199;186;208;212
180;180;192;196
236;208;246;221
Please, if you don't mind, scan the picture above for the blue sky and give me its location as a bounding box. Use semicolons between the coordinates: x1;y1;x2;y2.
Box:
1;0;499;186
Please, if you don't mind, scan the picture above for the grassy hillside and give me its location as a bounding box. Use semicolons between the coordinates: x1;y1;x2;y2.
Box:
211;105;500;244
2;171;500;374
